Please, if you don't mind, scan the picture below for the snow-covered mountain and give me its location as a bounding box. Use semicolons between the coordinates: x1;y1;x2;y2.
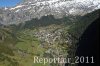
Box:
0;0;100;25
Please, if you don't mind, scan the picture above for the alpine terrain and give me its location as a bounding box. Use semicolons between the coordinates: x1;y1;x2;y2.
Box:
0;0;100;66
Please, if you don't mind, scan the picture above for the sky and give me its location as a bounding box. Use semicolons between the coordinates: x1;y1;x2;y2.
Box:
0;0;21;7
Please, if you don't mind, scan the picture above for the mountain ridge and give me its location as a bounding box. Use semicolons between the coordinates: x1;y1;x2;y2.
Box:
0;0;100;25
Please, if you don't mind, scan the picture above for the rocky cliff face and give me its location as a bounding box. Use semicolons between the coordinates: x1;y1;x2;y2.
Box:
0;0;100;25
